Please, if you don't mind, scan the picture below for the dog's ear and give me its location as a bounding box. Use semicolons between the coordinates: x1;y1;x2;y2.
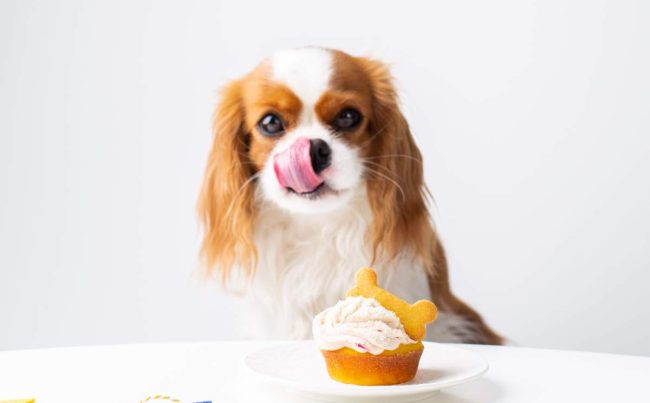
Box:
198;80;257;281
356;57;435;268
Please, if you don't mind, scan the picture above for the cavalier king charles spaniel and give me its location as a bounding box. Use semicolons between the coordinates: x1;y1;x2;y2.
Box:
198;47;503;344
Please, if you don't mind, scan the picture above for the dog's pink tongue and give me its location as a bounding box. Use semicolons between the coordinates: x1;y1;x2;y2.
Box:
273;137;323;194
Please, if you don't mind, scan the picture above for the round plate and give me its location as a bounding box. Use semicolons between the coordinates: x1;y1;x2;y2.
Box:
240;341;488;403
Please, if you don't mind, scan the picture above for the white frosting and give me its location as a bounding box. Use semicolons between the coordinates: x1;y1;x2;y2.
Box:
312;296;416;355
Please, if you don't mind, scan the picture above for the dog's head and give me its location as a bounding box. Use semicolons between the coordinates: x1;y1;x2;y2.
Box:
199;48;432;279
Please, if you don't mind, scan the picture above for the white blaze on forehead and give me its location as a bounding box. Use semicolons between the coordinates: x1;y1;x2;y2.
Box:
270;48;332;120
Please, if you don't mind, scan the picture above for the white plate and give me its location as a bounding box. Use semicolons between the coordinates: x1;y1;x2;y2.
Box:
240;341;488;403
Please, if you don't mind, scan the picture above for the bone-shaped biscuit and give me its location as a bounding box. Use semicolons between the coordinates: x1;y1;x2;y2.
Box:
346;267;437;341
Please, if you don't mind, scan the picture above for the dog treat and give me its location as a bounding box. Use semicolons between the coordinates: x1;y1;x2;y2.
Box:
313;267;438;385
347;267;437;341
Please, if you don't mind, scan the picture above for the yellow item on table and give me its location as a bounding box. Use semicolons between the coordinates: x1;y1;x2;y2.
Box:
1;399;36;403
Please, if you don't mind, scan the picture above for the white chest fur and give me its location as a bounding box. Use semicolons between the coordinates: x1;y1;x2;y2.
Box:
233;188;432;339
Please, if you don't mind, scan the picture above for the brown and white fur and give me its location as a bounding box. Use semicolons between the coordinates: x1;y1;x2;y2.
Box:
198;47;503;344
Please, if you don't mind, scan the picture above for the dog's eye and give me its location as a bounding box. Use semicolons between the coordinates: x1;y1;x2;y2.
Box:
332;108;362;131
257;113;285;136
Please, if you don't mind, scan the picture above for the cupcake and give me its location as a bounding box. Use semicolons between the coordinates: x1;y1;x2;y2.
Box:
313;268;437;385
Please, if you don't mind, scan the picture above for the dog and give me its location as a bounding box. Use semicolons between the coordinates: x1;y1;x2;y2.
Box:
198;47;503;344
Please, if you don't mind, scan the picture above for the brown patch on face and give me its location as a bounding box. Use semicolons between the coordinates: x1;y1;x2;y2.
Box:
239;62;304;170
315;51;376;146
314;90;370;141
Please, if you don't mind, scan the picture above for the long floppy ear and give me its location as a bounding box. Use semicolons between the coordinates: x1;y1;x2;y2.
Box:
356;57;435;268
198;80;257;281
357;60;504;344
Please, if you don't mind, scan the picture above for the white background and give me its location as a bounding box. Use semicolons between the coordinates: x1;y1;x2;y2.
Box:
1;0;649;355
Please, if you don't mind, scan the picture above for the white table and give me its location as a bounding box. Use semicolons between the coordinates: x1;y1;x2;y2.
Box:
0;342;648;403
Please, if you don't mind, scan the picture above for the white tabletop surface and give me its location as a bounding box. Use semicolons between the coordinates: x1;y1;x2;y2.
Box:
0;341;649;403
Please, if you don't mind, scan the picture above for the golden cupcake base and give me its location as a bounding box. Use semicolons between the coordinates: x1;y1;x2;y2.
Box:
321;343;424;386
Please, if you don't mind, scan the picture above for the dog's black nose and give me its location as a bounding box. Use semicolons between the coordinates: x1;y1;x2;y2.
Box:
310;139;331;174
